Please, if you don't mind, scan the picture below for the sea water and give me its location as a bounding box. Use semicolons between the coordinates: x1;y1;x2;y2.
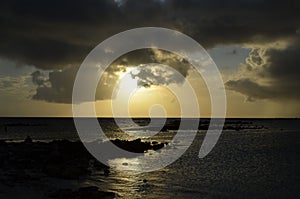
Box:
0;118;299;198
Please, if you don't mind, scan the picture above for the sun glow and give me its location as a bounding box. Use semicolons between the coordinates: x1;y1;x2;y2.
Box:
117;68;139;96
116;67;158;99
109;67;180;117
97;65;207;117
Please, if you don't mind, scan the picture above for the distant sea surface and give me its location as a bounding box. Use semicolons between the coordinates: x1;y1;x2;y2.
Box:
0;118;299;198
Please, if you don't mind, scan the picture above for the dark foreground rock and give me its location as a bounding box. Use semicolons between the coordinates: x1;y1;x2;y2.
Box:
0;138;166;180
0;138;166;198
0;140;99;180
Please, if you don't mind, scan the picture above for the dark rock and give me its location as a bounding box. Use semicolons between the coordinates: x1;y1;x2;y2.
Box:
111;138;166;153
24;136;32;144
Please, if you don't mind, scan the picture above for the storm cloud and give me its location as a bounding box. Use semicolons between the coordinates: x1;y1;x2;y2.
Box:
31;49;192;103
31;66;119;103
0;0;299;70
226;39;300;101
1;0;300;103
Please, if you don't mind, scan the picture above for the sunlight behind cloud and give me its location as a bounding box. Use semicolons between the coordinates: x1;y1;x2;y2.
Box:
111;68;175;117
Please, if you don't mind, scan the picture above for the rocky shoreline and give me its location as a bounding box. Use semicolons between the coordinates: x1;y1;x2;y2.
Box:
0;138;167;198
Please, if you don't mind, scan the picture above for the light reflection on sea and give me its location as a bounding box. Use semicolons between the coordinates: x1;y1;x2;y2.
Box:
0;118;299;198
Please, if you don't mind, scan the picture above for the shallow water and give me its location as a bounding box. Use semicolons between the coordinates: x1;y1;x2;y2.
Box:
0;118;299;198
89;128;299;198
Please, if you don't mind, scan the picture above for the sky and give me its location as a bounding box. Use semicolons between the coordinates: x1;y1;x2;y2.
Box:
0;0;300;118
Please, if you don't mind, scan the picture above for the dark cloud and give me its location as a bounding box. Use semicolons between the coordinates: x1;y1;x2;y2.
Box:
1;0;300;103
0;0;299;70
32;66;122;103
132;64;185;88
31;49;191;103
226;78;276;102
226;39;300;101
31;67;77;103
114;48;191;87
129;49;190;87
31;71;47;86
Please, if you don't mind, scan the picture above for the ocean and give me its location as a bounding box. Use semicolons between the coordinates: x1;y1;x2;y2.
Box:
0;118;299;198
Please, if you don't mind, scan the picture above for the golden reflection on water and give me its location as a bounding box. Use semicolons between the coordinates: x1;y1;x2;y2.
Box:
79;155;171;198
103;164;171;199
108;157;143;171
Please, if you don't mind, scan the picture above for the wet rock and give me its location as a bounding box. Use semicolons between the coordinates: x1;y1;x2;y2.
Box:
111;138;166;153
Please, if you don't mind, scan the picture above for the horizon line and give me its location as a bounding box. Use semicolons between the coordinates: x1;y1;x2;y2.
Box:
0;116;299;119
